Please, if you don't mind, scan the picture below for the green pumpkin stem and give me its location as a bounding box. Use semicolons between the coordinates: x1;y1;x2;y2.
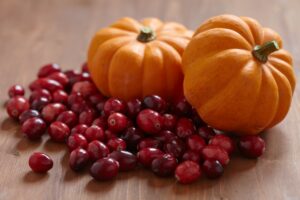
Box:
252;40;279;63
137;27;156;43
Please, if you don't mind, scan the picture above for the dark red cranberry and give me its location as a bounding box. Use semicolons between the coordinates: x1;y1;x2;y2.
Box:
151;154;177;177
198;126;216;142
48;121;70;142
29;152;53;173
64;70;81;86
79;110;96;126
182;150;201;163
92;116;107;129
127;99;142;118
68;92;85;105
138;138;161;150
71;124;88;135
84;125;105;142
69;148;89;171
209;134;235;155
72;81;97;98
202;160;224;179
121;127;144;150
29;89;52;102
137;148;164;168
47;72;68;87
81;62;89;73
136;109;164;134
103;98;127;116
6;96;29;119
31;97;50;111
104;130;117;140
41;103;66;123
52;90;68;104
57;111;78;128
109;150;137;171
29;78;63;92
107;138;126;151
8;84;25;97
38;63;61;78
163;114;177;131
154;130;177;143
90;158;119;181
19;109;40;124
175;161;201;184
172;97;192;116
67;134;88;151
187;135;206;154
202;145;230;166
238;135;265;158
87;140;110;161
176;118;195;138
164;138;186;159
143;95;167;113
96;100;106;112
107;113;128;133
89;93;105;105
22;117;46;140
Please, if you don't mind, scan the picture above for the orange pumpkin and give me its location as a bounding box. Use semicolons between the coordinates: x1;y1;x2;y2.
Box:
88;17;192;101
182;15;296;135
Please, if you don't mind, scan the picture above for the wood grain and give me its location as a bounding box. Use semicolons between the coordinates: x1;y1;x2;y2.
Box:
0;0;299;199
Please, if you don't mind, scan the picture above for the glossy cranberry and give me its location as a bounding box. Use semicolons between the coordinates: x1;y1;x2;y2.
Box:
64;70;81;86
79;109;96;126
138;138;161;150
209;134;235;155
202;145;230;166
31;97;50;111
71;124;88;135
87;140;110;161
72;81;97;98
52;90;68;104
47;72;68;86
48;121;70;142
41;103;66;123
202;160;224;179
198;126;216;142
8;84;25;97
187;135;206;154
69;148;89;171
56;111;78;128
92;116;107;129
151;154;177;177
176;118;196;138
238;135;265;158
121;127;144;150
29;152;53;173
137;148;164;168
38;63;61;78
104;130;118;141
89;93;105;105
90;157;119;181
29;78;63;92
29;89;52;102
81;62;89;73
172;97;192;116
164;138;186;159
154;130;177;143
67;134;88;151
136;109;164;134
6;96;30;119
84;125;105;142
22;117;46;140
109;150;137;171
126;98;142;118
182;150;201;163
19;109;40;124
68;92;85;105
143;95;167;113
107;138;126;151
163;114;177;131
103;98;127;116
107;113;128;132
175;161;201;184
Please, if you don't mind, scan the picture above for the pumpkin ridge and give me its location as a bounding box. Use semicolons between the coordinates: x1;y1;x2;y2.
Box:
271;49;293;65
110;17;142;33
241;16;264;45
156;36;190;55
140;18;163;32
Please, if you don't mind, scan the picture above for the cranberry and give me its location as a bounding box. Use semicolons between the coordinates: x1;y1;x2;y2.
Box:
176;118;195;138
71;124;88;135
52;90;68;104
238;135;265;158
163;114;177;131
48;121;70;142
90;158;119;181
87;140;110;161
172;97;192;116
6;96;30;119
138;138;161;150
19;109;40;124
107;138;126;151
64;70;81;86
31;97;50;111
72;81;97;98
92;116;107;129
151;154;177;177
38;63;61;78
187;135;206;154
68;92;85;105
182;150;201;163
67;134;88;151
103;98;127;116
198;126;216;142
96;101;106;112
137;148;164;168
127;99;142;118
8;84;25;97
84;125;105;142
202;160;224;179
164;138;186;159
136;109;164;134
79;110;96;126
29;78;63;92
107;113;128;132
29;89;52;102
121;127;144;150
202;145;230;166
104;130;118;140
143;95;167;113
109;150;137;171
89;94;105;105
22;117;46;140
175;161;201;184
29;152;53;173
57;111;78;128
209;134;235;155
81;62;89;73
47;72;68;86
190;109;205;127
69;148;90;171
154;130;177;143
41;103;66;123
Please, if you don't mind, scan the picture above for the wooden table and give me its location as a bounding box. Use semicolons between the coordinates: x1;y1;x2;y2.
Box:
0;0;299;199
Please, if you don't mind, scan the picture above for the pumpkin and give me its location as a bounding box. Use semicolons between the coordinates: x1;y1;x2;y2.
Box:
182;14;296;135
88;17;192;101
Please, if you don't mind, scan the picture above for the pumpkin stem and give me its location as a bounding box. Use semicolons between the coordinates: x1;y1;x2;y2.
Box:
137;27;156;43
252;40;279;63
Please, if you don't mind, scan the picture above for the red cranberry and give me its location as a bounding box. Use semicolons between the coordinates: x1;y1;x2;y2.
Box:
68;92;85;105
164;138;186;158
29;78;63;92
84;125;105;142
96;100;106;112
29;89;52;102
72;81;97;98
198;126;216;142
127;99;142;118
87;140;110;161
47;72;68;86
136;109;164;134
38;63;61;78
19;109;40;124
209;134;235;155
154;130;177;143
202;145;230;166
81;62;89;73
107;138;126;151
48;121;70;142
67;134;88;151
92;116;107;129
172;97;192;116
71;124;88;135
109;150;137;171
79;110;96;126
163;114;177;131
89;94;105;105
22;117;46;140
175;161;201;184
107;113;128;132
137;148;164;168
238;135;265;158
202;160;224;179
41;103;66;123
8;84;25;97
138;138;161;150
64;70;82;86
121;127;144;150
151;154;177;177
57;111;78;128
69;148;89;171
104;130;118;140
31;97;50;111
29;152;53;173
176;118;195;138
103;98;127;116
187;135;206;154
182;150;201;163
90;157;119;181
52;90;68;104
143;95;167;113
6;96;29;119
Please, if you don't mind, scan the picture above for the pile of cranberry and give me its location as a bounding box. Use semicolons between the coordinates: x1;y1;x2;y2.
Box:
6;63;266;184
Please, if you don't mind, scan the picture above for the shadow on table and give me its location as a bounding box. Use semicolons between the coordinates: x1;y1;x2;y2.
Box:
22;171;49;183
43;138;67;152
85;179;116;193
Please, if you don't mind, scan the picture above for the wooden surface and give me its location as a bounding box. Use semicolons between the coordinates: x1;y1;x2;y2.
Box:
0;0;300;199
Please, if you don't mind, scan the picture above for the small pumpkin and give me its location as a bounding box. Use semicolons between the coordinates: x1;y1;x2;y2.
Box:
182;14;296;135
88;17;192;101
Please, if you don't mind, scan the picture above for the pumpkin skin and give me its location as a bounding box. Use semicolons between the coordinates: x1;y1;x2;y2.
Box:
182;15;296;135
88;17;192;102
